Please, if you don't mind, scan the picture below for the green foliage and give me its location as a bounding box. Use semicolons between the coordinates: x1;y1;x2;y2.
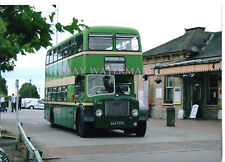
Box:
49;12;56;23
55;22;63;32
0;5;88;72
19;83;40;98
0;78;8;95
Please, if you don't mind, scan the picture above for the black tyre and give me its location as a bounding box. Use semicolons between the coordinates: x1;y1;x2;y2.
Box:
29;106;34;109
135;121;147;137
76;111;89;138
50;109;55;127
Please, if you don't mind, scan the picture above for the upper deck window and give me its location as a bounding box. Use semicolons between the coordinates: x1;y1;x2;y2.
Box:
58;46;63;60
49;51;53;63
116;34;139;51
76;34;83;52
46;52;50;65
53;49;58;62
89;33;113;51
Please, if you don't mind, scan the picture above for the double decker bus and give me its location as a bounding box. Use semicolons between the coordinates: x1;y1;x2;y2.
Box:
44;26;148;137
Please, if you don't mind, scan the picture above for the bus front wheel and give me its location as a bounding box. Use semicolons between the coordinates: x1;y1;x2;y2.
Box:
76;111;89;138
135;121;147;137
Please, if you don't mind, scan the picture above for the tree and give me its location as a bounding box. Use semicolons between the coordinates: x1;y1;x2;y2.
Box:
19;83;40;98
0;78;8;95
0;5;88;72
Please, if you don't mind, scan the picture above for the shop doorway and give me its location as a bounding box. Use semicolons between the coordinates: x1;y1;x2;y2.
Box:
192;83;203;118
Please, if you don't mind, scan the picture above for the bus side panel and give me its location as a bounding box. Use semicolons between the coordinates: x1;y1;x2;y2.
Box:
44;103;50;121
53;105;75;129
45;103;76;129
54;106;66;127
67;106;76;129
67;85;75;102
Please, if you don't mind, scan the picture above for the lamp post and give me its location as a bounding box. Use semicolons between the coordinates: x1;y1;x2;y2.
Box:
55;5;59;44
29;79;32;97
15;79;19;122
15;79;20;148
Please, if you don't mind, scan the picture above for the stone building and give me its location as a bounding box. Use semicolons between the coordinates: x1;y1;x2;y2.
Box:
142;27;222;119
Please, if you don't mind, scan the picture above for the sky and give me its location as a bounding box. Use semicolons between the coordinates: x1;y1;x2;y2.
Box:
1;0;223;98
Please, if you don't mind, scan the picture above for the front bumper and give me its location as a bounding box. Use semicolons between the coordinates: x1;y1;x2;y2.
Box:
94;116;139;129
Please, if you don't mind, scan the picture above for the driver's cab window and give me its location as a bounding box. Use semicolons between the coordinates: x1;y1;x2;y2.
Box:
116;83;131;95
115;75;132;96
75;76;85;100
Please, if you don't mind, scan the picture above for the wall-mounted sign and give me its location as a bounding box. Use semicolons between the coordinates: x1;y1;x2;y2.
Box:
174;87;181;104
156;88;162;99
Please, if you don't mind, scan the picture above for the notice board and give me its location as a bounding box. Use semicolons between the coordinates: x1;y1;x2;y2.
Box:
174;87;181;104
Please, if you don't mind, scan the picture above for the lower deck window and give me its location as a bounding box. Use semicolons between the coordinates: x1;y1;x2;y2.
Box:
47;86;67;101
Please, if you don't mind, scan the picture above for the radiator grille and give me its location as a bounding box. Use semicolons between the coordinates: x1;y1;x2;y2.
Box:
2;154;10;162
105;100;129;116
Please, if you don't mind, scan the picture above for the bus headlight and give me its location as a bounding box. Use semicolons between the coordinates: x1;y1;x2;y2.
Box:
132;109;139;117
96;109;103;117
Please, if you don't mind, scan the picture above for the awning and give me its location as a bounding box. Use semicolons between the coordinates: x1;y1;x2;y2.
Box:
155;61;222;75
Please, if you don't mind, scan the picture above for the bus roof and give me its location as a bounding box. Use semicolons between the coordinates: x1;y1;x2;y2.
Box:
47;26;140;52
83;26;140;35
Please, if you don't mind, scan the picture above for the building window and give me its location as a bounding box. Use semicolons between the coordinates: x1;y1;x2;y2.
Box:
164;76;173;103
167;55;171;60
208;74;218;105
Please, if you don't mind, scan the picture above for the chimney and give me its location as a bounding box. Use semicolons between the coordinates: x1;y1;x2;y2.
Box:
185;27;206;34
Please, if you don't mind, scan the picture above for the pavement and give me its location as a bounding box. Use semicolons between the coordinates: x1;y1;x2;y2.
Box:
147;118;222;136
0;110;222;162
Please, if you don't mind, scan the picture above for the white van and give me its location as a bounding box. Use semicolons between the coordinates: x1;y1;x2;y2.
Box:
22;98;44;109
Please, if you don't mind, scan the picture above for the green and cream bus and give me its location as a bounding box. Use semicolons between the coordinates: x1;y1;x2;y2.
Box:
44;26;148;137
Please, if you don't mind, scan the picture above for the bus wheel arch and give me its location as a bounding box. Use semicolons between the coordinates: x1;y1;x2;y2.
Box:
75;108;80;129
135;121;147;137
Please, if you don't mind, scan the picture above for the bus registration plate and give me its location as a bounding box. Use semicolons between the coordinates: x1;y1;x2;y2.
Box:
110;121;125;126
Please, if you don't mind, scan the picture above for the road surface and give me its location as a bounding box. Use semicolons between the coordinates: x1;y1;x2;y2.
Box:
0;109;222;162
